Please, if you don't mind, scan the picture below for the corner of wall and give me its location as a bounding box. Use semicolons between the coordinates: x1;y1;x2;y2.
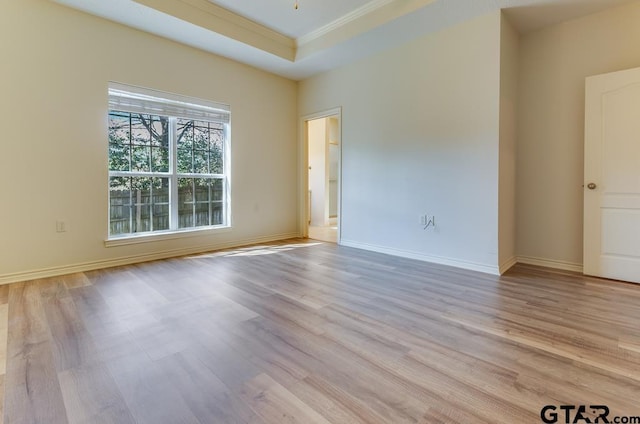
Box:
498;11;519;267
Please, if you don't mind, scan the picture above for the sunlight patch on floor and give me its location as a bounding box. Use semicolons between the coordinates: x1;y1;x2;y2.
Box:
187;242;324;259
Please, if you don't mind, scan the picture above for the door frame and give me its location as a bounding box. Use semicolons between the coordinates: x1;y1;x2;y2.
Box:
299;107;342;242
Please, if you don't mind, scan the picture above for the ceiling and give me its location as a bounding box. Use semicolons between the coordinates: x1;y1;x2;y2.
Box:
209;0;377;38
52;0;634;80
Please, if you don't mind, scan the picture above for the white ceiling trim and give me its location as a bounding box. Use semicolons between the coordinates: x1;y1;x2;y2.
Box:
134;0;296;61
296;0;438;60
133;0;434;63
296;0;395;46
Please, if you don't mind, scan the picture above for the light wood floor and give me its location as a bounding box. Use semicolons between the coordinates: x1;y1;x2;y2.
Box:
3;240;640;423
308;226;338;243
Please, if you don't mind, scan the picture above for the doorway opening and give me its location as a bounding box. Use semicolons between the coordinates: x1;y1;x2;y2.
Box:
303;111;341;243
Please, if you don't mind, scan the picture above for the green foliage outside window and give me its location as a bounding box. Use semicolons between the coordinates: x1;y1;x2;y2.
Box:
108;110;226;235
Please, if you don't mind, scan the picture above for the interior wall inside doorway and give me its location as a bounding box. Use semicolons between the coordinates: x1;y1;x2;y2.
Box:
308;116;339;227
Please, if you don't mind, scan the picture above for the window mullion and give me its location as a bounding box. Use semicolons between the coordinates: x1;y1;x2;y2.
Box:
110;171;170;178
224;123;230;226
149;179;154;233
169;117;179;231
128;177;133;234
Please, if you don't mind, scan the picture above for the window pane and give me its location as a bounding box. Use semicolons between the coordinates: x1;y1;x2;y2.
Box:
195;202;209;226
178;178;194;229
109;144;130;171
212;202;223;226
130;114;151;145
177;146;192;173
177;119;225;175
210;127;224;174
177;119;194;143
152;178;170;231
194;179;210;201
177;119;194;173
109;177;131;235
151;117;169;147
193;150;208;174
123;177;171;234
154;204;170;231
192;124;209;151
151;147;169;172
194;178;210;227
131;145;151;172
210;178;224;225
131;177;152;233
109;111;130;145
211;179;223;201
177;178;222;228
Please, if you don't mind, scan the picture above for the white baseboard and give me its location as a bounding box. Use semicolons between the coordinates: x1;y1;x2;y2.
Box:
0;232;301;285
3;235;586;286
339;239;501;275
499;256;518;274
516;255;583;273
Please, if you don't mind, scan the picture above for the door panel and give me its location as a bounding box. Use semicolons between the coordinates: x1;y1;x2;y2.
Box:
584;68;640;283
602;209;640;256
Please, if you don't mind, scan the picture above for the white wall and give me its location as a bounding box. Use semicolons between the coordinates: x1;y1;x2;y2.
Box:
299;12;503;273
308;118;327;226
0;0;298;282
498;15;519;271
516;1;640;270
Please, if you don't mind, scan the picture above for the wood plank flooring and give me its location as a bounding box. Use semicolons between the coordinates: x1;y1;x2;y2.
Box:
308;226;338;243
3;239;640;423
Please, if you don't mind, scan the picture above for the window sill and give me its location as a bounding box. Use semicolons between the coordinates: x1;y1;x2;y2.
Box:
104;225;232;247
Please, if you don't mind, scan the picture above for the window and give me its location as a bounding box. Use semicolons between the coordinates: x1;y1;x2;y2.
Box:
107;83;230;239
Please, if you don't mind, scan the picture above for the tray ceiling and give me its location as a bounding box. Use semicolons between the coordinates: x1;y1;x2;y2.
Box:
51;0;635;80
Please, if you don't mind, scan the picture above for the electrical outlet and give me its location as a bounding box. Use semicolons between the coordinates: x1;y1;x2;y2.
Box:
421;214;435;229
56;220;67;233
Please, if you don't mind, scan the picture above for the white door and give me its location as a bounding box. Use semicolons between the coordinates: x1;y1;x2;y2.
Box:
584;67;640;283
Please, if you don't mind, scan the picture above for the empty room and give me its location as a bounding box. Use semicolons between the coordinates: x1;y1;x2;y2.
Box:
1;0;640;423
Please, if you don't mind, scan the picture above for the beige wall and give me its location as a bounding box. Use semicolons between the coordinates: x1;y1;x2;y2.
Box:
498;15;519;271
299;12;504;273
516;1;640;269
6;0;633;281
0;0;298;282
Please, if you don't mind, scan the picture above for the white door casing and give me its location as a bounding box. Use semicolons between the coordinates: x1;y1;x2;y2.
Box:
584;67;640;283
299;107;342;242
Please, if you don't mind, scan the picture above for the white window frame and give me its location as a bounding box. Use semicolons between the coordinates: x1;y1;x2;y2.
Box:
105;82;231;246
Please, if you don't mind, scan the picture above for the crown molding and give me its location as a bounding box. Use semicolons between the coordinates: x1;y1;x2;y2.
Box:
134;0;296;61
134;0;437;63
296;0;395;46
295;0;437;60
